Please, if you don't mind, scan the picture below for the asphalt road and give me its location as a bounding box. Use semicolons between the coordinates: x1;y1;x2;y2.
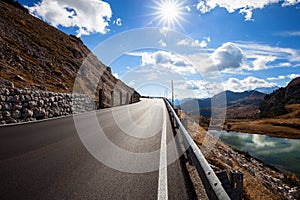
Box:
0;98;195;200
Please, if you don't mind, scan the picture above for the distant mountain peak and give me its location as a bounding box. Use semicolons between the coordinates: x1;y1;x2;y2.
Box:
254;86;280;94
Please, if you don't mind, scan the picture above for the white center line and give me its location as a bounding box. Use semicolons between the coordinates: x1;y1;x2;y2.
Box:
157;100;168;200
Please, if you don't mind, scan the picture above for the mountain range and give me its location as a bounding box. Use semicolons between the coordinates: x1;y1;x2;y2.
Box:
180;90;266;119
179;77;300;120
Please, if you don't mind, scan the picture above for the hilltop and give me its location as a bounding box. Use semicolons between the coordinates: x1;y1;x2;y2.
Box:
260;77;300;118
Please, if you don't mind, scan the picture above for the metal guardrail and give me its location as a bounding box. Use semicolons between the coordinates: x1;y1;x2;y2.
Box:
164;98;231;200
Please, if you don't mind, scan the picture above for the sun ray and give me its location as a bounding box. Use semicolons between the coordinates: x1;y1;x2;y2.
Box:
150;0;186;30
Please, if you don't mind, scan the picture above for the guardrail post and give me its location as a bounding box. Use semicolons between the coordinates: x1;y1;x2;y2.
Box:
111;91;114;107
230;171;243;200
216;171;232;196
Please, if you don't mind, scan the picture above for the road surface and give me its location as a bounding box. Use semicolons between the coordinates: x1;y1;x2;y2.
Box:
0;98;196;200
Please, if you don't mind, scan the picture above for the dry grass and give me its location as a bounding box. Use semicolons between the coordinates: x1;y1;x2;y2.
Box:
225;104;300;139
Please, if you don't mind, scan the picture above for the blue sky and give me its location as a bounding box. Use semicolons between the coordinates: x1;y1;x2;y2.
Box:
19;0;300;98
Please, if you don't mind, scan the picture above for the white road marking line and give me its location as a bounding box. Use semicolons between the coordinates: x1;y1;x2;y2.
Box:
157;100;168;200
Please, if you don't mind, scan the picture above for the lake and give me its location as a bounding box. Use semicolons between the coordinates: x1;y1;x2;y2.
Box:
211;130;300;176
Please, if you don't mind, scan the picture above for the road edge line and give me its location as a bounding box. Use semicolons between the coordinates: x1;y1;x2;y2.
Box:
157;100;168;200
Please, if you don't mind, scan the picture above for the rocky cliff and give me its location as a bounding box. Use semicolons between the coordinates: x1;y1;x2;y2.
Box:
0;1;138;108
260;77;300;117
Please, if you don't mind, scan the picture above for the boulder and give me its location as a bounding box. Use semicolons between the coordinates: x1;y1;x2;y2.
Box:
33;108;46;119
22;108;33;119
6;118;17;124
13;103;22;110
0;95;6;101
7;95;19;102
1;88;10;95
29;101;38;108
3;111;11;118
12;110;21;118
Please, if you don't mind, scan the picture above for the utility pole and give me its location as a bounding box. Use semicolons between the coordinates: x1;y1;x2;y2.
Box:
171;80;174;106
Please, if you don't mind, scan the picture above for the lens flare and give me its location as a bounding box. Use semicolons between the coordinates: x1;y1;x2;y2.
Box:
151;0;186;30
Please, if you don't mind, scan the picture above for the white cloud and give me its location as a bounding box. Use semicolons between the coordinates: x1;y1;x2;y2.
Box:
178;77;277;97
176;79;224;98
177;37;210;48
267;75;286;81
113;18;122;26
159;26;170;36
141;51;197;75
196;0;300;21
179;41;299;73
174;76;278;98
282;0;300;6
128;51;197;75
185;5;191;12
287;73;300;79
278;62;292;67
252;56;276;70
210;42;244;71
239;8;253;21
28;0;112;36
177;39;190;46
191;40;208;48
280;31;300;36
224;76;277;92
158;39;167;47
204;36;211;43
267;73;300;81
235;42;300;69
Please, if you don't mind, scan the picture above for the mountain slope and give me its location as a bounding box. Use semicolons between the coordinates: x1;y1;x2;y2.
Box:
180;90;266;118
0;1;138;107
259;77;300;117
0;1;87;91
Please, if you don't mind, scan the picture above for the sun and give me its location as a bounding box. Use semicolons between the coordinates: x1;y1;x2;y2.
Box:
151;0;185;29
160;1;179;21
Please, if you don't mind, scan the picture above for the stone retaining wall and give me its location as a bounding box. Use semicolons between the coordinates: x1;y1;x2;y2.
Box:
0;88;95;125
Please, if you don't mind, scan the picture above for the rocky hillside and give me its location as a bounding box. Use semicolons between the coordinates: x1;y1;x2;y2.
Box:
0;1;138;107
260;77;300;117
225;90;265;119
181;90;265;119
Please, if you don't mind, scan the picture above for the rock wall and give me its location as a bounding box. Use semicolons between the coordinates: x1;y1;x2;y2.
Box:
0;87;139;125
